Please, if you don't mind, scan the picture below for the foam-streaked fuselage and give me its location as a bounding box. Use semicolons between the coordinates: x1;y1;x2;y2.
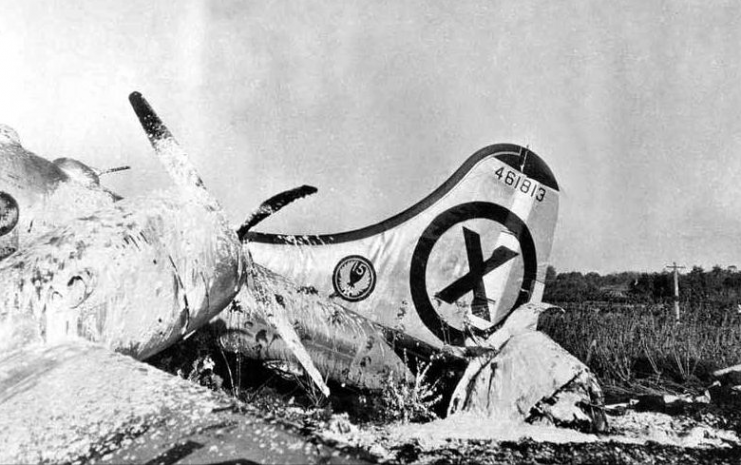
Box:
0;93;245;360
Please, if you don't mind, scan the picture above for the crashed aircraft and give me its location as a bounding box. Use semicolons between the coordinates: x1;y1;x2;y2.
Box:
0;92;605;463
0;93;349;464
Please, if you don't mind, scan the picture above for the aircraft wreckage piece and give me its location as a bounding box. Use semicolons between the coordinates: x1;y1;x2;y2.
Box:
230;143;607;430
0;343;366;464
0;92;246;358
0;99;328;392
0;124;122;260
454;332;606;432
242;144;560;348
448;303;607;431
237;184;319;240
0;93;337;462
218;262;419;390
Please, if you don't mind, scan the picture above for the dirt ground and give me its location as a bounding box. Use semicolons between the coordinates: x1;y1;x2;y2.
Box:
147;337;741;464
271;390;741;464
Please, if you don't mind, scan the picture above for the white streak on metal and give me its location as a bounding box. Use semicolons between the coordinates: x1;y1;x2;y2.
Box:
0;94;246;361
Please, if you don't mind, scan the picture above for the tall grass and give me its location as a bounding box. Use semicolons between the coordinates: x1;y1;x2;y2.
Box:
539;303;741;396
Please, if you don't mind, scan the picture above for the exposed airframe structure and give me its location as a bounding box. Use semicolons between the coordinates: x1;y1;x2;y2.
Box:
0;93;606;462
0;93;354;463
219;136;605;428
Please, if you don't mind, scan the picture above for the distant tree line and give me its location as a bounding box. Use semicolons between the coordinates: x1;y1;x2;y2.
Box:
543;265;741;307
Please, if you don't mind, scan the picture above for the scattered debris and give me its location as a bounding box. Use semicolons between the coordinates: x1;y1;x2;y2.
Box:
714;364;741;391
449;331;607;432
633;391;711;414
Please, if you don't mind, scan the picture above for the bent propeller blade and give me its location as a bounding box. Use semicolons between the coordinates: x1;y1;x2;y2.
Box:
237;185;318;241
128;92;220;210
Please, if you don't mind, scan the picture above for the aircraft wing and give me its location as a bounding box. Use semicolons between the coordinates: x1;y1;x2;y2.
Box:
0;342;367;464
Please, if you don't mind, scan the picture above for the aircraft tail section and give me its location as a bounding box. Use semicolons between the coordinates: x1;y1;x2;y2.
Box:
245;144;559;348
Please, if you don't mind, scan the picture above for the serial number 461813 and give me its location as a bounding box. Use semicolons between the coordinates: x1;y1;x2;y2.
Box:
494;167;546;202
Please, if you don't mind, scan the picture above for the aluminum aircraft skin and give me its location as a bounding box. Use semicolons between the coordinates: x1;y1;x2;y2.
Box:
0;94;357;464
220;141;606;428
219;144;561;387
0;125;124;261
0;94;245;358
0;93;605;462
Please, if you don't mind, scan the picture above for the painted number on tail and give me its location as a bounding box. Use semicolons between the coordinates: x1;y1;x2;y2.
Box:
494;167;546;201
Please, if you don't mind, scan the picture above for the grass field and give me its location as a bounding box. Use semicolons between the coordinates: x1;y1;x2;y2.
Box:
539;303;741;400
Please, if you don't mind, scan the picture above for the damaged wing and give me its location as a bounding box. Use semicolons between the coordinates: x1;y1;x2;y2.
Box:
0;93;341;461
0;343;364;464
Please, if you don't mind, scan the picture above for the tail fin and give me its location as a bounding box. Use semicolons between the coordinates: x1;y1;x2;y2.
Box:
244;144;559;348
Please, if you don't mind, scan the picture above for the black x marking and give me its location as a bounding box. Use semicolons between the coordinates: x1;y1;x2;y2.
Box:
434;227;519;321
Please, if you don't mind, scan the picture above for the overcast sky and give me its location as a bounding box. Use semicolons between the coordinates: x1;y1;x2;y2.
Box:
2;1;741;274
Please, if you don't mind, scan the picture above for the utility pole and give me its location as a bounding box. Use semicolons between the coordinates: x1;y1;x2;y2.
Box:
665;262;686;322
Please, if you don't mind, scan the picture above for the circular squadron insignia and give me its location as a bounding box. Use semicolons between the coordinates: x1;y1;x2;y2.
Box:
0;192;19;237
409;202;537;346
333;255;377;302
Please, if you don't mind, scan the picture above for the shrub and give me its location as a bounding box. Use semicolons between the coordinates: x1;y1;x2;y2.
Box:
539;303;741;396
378;359;443;423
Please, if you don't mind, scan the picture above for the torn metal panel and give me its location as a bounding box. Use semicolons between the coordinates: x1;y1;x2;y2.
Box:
448;331;606;431
0;93;246;360
0;92;358;463
0;343;367;464
217;263;415;390
0;192;245;359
